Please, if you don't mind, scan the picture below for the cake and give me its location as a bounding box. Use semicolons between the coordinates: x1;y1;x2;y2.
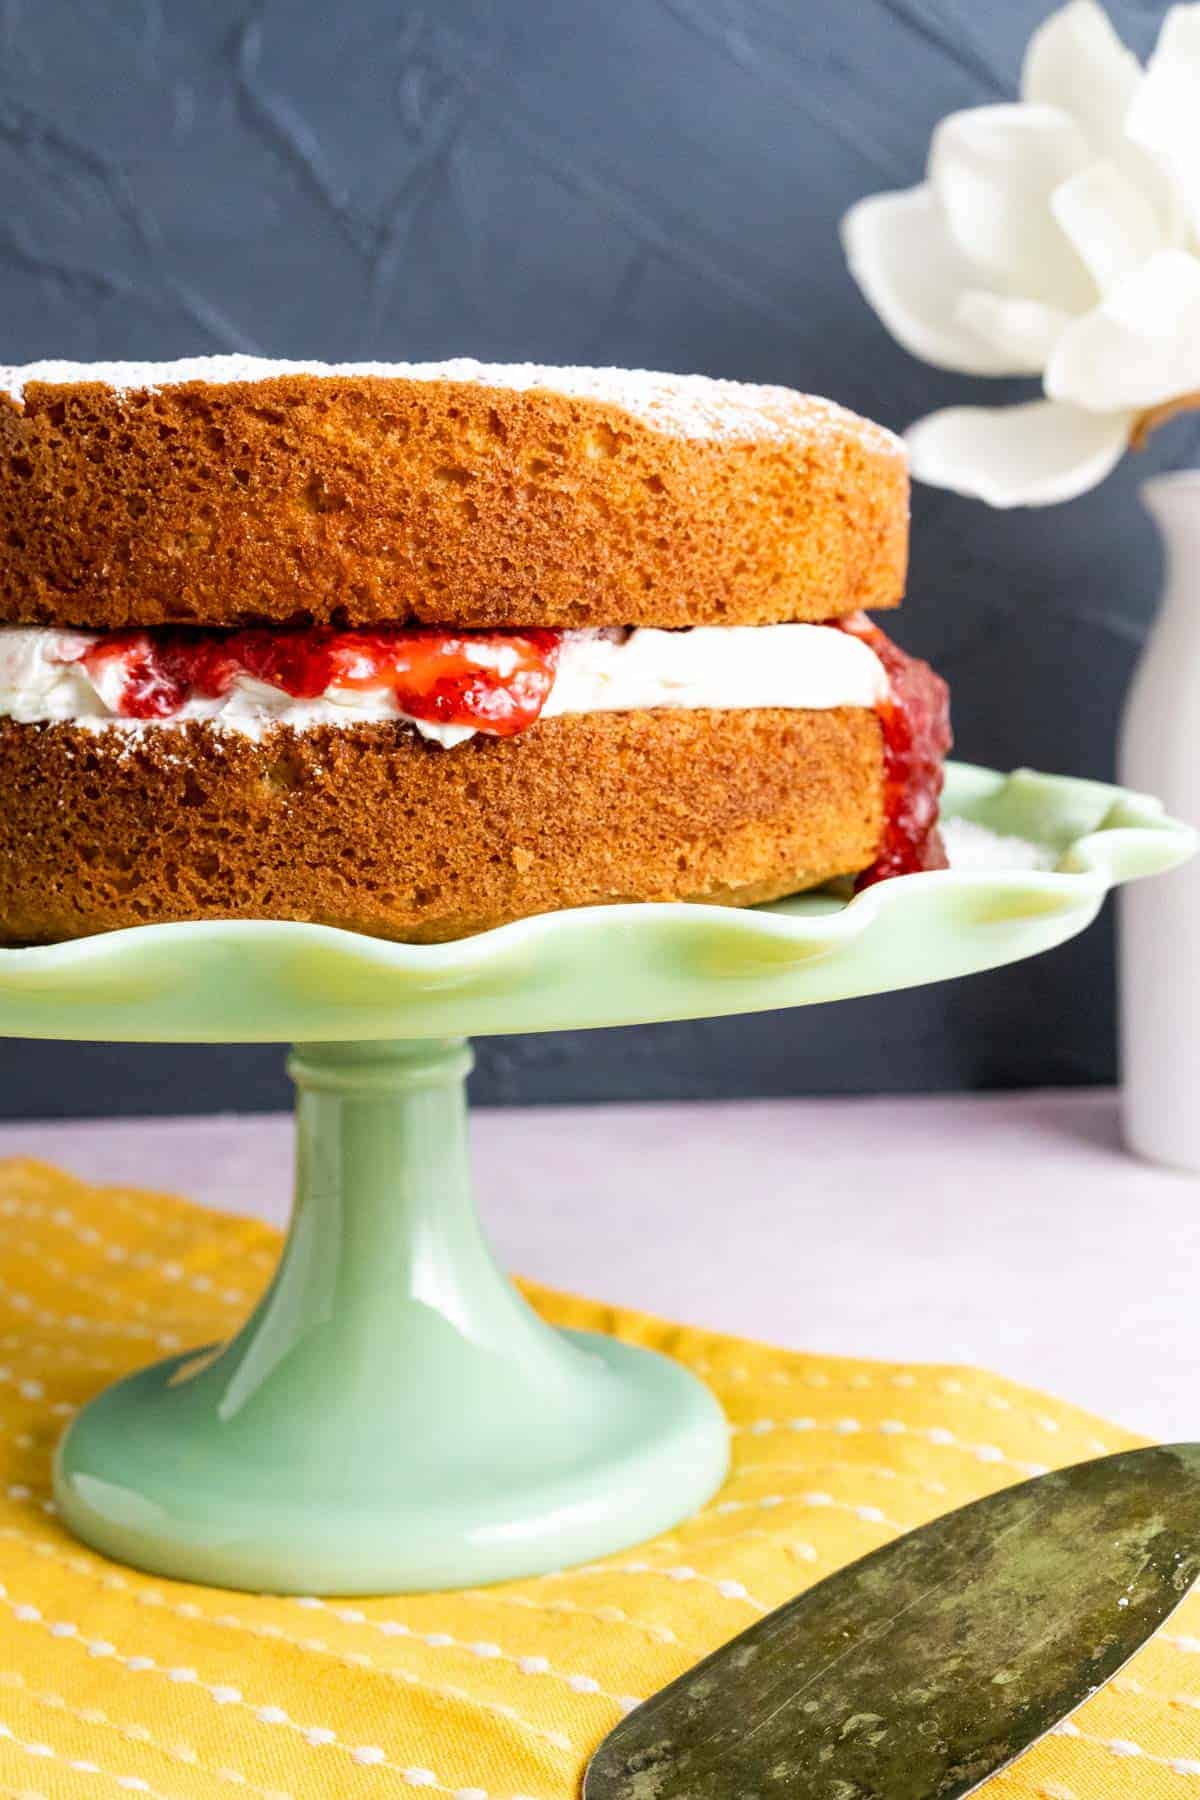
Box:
0;357;950;945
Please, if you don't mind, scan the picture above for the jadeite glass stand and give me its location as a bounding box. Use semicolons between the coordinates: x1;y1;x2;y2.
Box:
0;762;1191;1596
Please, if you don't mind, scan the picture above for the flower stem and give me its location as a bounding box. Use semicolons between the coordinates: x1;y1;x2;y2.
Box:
1132;391;1200;451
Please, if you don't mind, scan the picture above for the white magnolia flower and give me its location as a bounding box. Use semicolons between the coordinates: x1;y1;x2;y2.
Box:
842;0;1200;506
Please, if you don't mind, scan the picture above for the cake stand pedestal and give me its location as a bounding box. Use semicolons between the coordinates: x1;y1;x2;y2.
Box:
55;1037;721;1594
0;763;1190;1595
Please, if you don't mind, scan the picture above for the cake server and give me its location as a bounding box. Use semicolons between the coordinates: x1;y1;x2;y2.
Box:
584;1444;1200;1800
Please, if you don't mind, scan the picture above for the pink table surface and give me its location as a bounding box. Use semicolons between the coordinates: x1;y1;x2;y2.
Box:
0;1089;1192;1442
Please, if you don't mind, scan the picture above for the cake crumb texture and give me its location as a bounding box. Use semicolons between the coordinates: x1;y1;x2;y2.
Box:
0;708;883;944
0;366;907;631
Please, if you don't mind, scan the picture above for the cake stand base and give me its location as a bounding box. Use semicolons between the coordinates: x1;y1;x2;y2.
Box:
52;1038;729;1594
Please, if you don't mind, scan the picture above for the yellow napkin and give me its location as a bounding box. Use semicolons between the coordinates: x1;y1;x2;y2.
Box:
0;1156;1197;1800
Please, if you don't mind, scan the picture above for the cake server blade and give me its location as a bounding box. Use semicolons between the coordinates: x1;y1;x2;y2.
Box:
583;1444;1200;1800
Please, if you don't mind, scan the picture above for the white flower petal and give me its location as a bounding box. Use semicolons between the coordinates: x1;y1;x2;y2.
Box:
929;105;1095;311
1021;1;1142;156
1127;5;1200;233
1046;248;1200;409
1026;1;1183;245
955;291;1071;372
1050;160;1169;292
906;399;1131;506
1152;4;1200;68
841;185;1022;375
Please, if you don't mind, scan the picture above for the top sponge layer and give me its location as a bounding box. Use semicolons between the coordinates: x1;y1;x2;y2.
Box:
0;359;908;630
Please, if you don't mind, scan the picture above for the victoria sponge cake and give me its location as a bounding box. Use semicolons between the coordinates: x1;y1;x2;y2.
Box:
0;357;950;945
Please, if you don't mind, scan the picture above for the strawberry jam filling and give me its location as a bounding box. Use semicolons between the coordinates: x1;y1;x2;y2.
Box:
62;618;950;885
835;613;952;886
74;626;562;738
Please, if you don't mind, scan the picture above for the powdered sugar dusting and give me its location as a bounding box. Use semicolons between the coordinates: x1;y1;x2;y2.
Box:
942;816;1058;872
0;355;903;453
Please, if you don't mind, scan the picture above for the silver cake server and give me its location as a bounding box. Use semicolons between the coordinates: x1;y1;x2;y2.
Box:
584;1444;1200;1800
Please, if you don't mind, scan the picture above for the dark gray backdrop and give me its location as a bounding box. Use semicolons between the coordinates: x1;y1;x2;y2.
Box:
1;0;1192;1117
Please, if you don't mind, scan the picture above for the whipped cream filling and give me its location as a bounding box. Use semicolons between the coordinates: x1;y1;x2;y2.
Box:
0;623;889;747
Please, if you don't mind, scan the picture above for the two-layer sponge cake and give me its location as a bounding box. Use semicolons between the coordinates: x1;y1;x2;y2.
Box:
0;357;949;945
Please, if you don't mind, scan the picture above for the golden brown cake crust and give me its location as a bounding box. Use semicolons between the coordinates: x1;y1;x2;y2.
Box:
0;369;907;631
0;707;883;944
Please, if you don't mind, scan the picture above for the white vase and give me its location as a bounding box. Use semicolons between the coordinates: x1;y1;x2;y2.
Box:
1119;471;1200;1168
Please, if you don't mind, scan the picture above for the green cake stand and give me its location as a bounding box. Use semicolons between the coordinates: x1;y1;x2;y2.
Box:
0;761;1190;1595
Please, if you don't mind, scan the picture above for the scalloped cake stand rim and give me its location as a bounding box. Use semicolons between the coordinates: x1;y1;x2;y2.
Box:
0;761;1192;1046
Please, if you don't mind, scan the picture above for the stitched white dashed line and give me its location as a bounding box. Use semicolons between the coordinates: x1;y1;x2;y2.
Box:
728;1458;949;1496
0;1585;534;1796
1114;1672;1200;1714
0;1231;232;1325
0;1199;249;1307
1054;1716;1200;1777
699;1491;907;1532
0;1276;184;1351
0;1668;292;1800
0;1235;161;1324
690;1360;1109;1444
732;1417;1051;1478
0;1367;50;1407
290;1596;640;1713
695;1362;935;1393
76;1185;276;1271
0;1335;122;1374
0;1574;575;1757
454;1590;680;1645
149;1611;577;1746
0;1163;257;1242
536;1563;771;1614
0;1716;176;1800
652;1520;822;1562
0;1523;642;1713
0;1395;75;1440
